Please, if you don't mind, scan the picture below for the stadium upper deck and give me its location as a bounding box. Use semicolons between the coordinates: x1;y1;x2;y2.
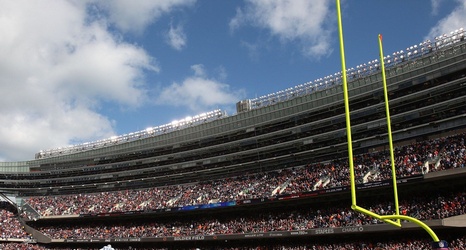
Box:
0;29;465;196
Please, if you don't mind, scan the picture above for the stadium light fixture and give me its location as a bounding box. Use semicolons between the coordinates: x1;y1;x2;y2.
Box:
37;109;226;158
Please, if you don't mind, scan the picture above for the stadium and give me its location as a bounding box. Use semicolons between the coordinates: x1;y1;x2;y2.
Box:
0;28;465;249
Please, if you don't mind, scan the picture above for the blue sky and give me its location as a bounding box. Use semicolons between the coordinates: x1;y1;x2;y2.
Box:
0;0;465;161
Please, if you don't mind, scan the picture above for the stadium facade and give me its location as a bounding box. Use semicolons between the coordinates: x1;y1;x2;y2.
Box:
0;30;465;249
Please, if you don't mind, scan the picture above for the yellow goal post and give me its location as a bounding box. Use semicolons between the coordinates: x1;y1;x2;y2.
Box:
335;0;448;248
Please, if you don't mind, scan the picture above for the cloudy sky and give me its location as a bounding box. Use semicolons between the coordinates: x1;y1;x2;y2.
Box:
0;0;465;161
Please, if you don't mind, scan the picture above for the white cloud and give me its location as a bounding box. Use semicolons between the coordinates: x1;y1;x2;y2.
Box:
191;64;206;77
427;0;466;38
430;0;443;15
95;0;196;34
166;23;187;50
0;108;113;162
230;0;334;58
0;0;161;161
156;65;245;112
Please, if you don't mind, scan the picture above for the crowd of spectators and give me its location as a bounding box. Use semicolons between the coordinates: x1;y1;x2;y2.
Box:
0;242;43;250
31;189;465;239
216;235;466;250
0;234;465;249
437;135;466;170
219;235;466;250
24;133;466;217
0;201;31;239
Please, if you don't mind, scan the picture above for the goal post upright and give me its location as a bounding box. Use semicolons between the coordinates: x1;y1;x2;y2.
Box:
377;33;401;226
335;0;446;246
335;0;357;209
